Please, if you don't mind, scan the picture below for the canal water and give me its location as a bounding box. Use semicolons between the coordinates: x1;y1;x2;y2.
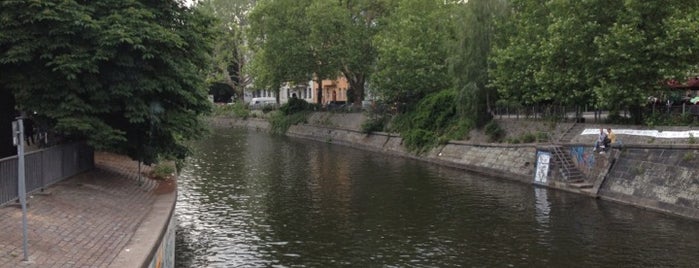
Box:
176;127;699;267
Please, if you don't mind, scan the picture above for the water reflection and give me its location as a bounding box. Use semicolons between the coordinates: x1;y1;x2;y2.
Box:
176;128;699;267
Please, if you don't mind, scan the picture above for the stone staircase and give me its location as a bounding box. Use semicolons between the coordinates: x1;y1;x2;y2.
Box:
557;123;587;143
549;145;594;193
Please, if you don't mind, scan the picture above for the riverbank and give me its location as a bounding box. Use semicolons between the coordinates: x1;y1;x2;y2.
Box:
0;152;176;267
211;113;699;221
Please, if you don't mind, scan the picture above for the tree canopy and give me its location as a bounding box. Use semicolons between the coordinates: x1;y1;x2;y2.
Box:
197;0;256;99
247;0;392;104
0;0;216;164
371;0;452;108
491;0;699;123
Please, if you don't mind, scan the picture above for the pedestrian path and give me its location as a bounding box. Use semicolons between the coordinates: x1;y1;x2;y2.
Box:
0;153;159;268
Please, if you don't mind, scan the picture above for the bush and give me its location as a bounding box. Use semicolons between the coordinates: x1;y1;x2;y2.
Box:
262;105;276;113
484;121;505;142
403;128;437;153
520;132;536;143
280;98;310;115
269;111;309;135
683;151;695;161
689;133;696;144
361;115;388;133
212;102;250;119
231;102;250;118
439;120;472;143
506;137;521;144
149;164;175;180
536;131;549;142
388;89;474;152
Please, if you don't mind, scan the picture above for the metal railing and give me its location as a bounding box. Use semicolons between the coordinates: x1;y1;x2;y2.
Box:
0;142;93;206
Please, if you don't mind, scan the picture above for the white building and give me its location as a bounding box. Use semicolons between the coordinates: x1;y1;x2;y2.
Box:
244;81;313;105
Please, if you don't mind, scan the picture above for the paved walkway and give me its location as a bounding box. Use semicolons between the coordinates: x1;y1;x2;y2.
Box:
0;152;161;268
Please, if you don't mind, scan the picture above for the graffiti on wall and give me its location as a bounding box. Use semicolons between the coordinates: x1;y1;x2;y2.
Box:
570;146;595;171
534;151;551;184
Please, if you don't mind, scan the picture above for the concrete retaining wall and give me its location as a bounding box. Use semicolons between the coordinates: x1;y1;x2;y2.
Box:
146;214;176;268
286;121;537;184
599;148;699;219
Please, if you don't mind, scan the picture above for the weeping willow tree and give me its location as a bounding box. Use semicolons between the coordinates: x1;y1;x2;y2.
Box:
448;0;509;127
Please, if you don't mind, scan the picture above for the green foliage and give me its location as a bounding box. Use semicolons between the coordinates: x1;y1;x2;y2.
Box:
197;0;255;96
535;131;549;142
512;131;548;143
403;129;438;153
361;114;389;134
689;133;696;144
438;120;472;144
280;98;310;115
371;0;452;106
520;132;536;143
150;164;176;180
643;111;699;127
248;0;385;103
0;0;216;164
231;103;251;119
484;121;505;142
683;151;695;161
388;89;473;152
491;0;699;125
269;111;309;135
449;0;508;127
213;103;249;119
262;105;276;113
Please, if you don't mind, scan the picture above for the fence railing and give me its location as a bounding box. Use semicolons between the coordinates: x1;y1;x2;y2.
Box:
0;142;93;206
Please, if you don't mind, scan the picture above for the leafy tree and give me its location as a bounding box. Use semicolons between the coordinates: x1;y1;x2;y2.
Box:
337;0;395;104
197;0;256;98
371;0;452;107
594;0;699;123
534;0;621;117
449;0;508;127
248;0;388;105
490;0;550;108
492;0;699;124
247;0;315;103
0;0;215;164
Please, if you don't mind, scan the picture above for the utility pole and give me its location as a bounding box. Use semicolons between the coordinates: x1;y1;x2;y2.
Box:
12;112;29;261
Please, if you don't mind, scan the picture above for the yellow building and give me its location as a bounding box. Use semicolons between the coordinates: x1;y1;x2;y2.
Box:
312;76;349;104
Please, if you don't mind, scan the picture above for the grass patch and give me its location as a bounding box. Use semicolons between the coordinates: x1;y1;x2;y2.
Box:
683;151;695;162
212;102;250;119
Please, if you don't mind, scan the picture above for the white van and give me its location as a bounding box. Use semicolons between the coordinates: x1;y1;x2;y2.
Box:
249;97;277;109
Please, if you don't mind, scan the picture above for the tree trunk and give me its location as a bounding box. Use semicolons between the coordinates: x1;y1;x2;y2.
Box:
0;90;16;158
347;73;365;105
316;78;323;105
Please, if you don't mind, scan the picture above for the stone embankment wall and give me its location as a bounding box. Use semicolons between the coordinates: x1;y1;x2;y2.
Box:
211;114;699;221
287;123;537;183
599;147;699;219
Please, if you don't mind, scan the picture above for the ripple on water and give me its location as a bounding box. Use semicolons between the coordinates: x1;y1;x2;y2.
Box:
176;128;699;268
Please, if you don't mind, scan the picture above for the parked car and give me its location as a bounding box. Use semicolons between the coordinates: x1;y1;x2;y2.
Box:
249;97;277;110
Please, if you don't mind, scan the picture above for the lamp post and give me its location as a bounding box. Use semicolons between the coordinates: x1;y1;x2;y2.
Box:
12;112;29;261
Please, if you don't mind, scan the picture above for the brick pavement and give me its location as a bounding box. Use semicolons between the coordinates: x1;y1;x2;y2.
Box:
0;152;160;268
